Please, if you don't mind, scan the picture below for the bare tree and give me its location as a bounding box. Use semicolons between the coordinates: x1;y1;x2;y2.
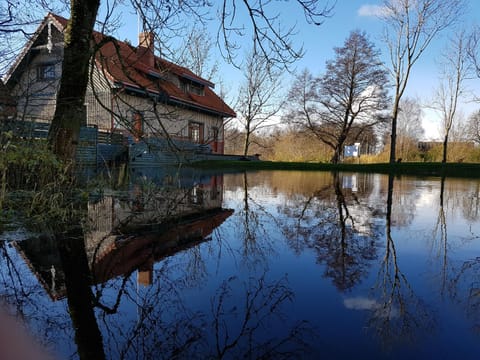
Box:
287;30;389;164
284;68;321;133
380;0;466;163
236;49;283;156
430;31;471;163
466;109;480;145
396;97;424;160
175;25;219;82
467;26;480;80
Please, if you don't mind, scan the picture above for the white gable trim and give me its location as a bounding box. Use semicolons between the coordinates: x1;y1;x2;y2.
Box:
4;14;65;83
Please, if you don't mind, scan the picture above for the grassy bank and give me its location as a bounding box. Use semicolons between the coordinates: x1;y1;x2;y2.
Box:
192;160;480;178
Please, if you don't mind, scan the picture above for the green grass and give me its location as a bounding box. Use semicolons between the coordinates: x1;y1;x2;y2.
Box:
191;160;480;178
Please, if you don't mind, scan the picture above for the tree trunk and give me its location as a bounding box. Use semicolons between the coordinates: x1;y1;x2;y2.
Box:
331;132;347;164
48;0;101;162
57;229;105;359
389;100;400;164
331;146;341;164
243;127;250;156
442;134;449;163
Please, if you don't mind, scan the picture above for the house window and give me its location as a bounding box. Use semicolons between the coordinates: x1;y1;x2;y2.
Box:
37;63;56;81
190;82;204;96
180;79;205;96
189;122;203;143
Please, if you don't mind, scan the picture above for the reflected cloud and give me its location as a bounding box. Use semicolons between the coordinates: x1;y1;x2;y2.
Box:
344;296;399;318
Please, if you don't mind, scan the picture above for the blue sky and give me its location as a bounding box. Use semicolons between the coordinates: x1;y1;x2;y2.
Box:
106;1;480;139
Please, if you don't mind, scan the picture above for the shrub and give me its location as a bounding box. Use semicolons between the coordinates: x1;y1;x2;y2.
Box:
0;135;66;191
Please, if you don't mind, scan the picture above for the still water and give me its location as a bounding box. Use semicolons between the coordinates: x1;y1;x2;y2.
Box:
1;169;480;359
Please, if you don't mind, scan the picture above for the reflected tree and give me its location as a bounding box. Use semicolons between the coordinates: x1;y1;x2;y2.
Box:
0;216;106;358
227;171;279;268
278;172;381;291
210;273;314;359
449;257;480;334
429;178;480;299
442;181;480;335
91;262;317;358
389;177;418;227
431;176;449;295
369;174;435;349
56;229;106;360
321;173;378;290
461;180;480;223
95;258;206;359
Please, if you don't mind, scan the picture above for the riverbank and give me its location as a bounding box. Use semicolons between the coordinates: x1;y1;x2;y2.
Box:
192;160;480;178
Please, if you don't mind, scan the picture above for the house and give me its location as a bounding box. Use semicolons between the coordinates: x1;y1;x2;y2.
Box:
4;13;235;157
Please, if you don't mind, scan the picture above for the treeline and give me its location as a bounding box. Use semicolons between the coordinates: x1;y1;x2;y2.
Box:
225;126;480;163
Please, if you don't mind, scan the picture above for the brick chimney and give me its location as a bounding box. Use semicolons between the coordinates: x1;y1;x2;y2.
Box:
138;32;155;67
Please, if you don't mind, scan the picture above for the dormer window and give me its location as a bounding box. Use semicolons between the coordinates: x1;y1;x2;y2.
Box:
190;82;204;96
37;63;56;81
180;79;205;96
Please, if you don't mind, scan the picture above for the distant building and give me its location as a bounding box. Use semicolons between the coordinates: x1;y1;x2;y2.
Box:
418;141;475;152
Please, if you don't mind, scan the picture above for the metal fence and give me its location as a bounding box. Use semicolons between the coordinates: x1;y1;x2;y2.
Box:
1;120;127;165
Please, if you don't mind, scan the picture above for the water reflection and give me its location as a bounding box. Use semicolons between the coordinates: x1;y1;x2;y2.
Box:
276;172;382;290
1;169;315;358
2;170;480;358
369;174;435;350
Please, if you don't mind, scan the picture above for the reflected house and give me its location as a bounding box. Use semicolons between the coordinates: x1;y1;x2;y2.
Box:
91;207;233;285
14;175;232;299
4;13;235;162
12;236;66;300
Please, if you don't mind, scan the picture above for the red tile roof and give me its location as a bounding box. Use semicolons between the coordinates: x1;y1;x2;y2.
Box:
49;13;236;117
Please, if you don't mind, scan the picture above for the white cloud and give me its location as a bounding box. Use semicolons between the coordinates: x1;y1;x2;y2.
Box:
358;4;388;17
